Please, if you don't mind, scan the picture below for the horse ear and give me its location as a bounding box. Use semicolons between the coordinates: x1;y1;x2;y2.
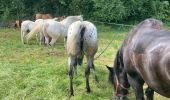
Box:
106;65;113;72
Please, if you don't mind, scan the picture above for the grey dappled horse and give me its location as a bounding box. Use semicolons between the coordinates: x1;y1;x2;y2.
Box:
66;21;98;97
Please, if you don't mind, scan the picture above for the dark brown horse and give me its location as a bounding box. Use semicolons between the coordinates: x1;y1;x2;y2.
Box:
35;13;53;20
14;20;22;28
107;18;170;100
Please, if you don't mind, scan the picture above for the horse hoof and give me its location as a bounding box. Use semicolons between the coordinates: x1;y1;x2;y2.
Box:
86;88;91;93
95;78;99;83
69;92;74;98
94;76;99;83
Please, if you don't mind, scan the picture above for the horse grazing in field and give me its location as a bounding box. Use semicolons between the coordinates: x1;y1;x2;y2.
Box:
66;21;98;97
24;18;58;45
107;18;170;100
15;20;22;28
26;15;83;46
35;13;53;19
21;20;35;44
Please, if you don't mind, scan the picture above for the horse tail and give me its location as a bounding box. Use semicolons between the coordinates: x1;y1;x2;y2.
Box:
41;21;49;35
77;25;86;66
80;26;85;51
26;23;41;41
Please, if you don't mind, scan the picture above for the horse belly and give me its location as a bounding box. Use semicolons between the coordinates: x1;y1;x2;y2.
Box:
141;51;170;97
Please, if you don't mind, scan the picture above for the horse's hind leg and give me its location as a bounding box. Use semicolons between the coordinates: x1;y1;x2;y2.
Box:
64;37;67;48
39;32;45;45
68;56;76;97
74;57;78;75
92;63;99;82
77;53;84;67
85;57;93;93
127;73;145;100
145;87;154;100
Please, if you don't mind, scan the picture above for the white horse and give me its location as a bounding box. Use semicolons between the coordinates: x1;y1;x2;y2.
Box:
25;15;83;45
66;21;98;97
24;18;58;45
21;20;35;44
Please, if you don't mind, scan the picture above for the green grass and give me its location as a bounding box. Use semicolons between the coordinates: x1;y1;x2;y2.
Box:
0;25;169;100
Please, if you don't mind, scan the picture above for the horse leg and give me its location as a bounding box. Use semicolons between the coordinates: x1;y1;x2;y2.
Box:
64;36;67;48
36;33;39;44
85;57;92;93
127;73;144;100
92;63;99;83
38;32;44;45
77;53;84;67
49;38;57;46
22;31;28;44
145;87;154;100
21;30;24;44
45;36;50;45
74;57;78;75
68;56;76;97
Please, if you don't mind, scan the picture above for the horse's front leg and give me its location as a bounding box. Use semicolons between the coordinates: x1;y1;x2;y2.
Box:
45;36;50;45
145;87;154;100
49;38;57;46
21;30;24;44
21;31;28;44
127;73;144;100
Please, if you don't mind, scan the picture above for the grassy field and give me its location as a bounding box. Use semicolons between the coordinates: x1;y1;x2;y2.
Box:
0;24;169;100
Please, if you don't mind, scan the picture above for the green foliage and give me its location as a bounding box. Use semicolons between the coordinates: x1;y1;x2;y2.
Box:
93;0;127;22
0;0;170;22
150;1;170;21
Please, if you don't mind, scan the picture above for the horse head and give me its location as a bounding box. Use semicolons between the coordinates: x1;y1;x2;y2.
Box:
63;15;83;23
15;20;22;28
107;49;130;99
61;15;83;33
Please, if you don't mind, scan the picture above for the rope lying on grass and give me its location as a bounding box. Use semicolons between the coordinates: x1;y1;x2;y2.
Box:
94;34;118;60
92;20;135;60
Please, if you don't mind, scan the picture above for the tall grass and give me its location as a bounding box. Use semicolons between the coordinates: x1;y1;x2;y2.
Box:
0;25;168;100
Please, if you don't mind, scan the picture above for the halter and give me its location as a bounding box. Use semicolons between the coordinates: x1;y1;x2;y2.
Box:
114;73;128;97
